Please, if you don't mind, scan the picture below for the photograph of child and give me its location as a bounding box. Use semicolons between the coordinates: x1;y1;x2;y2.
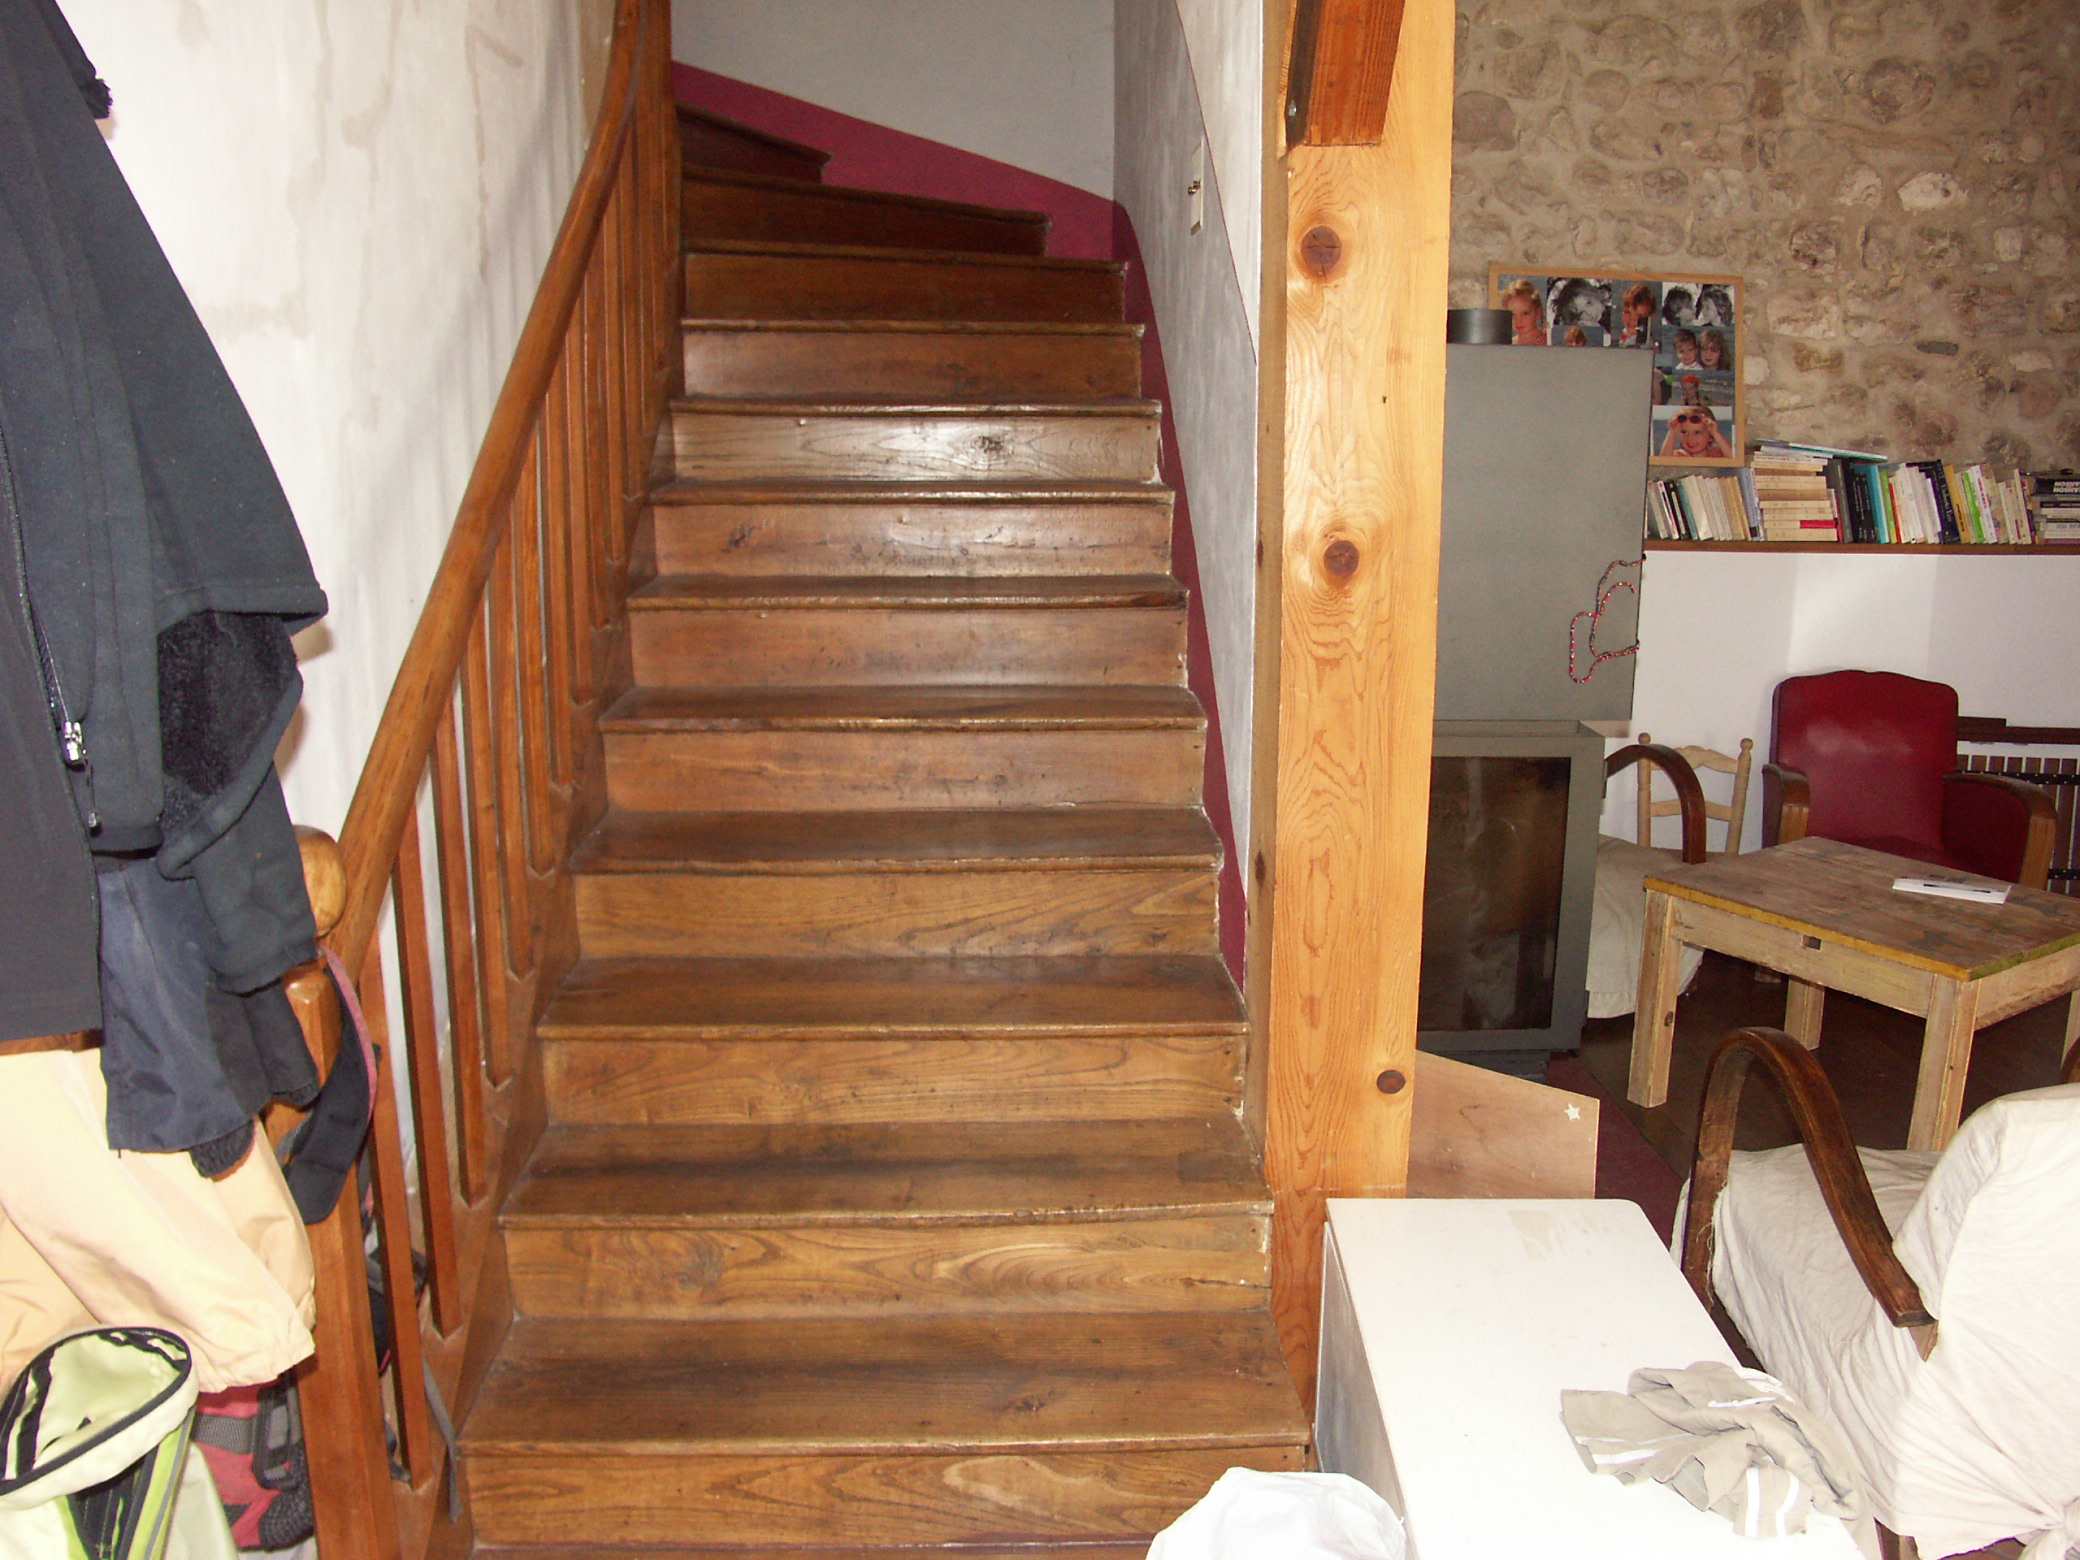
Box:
1614;281;1659;348
1653;404;1735;460
1654;321;1737;411
1542;276;1613;346
1498;275;1549;345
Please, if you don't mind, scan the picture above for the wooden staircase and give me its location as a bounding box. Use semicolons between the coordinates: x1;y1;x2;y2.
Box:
457;109;1309;1554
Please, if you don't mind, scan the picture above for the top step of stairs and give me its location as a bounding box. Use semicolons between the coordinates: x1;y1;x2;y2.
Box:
683;167;1052;256
677;103;831;182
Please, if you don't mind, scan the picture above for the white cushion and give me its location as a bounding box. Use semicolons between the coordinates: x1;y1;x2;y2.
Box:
1587;835;1704;1019
1711;1084;2080;1557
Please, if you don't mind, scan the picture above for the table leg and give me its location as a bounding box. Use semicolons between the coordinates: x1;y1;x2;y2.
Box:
1628;889;1684;1110
1783;979;1826;1049
1910;980;1981;1152
2065;992;2080;1083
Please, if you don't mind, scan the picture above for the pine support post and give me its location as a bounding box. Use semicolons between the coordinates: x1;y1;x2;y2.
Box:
1265;0;1454;1409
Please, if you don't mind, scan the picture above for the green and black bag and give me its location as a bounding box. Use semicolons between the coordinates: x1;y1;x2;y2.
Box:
0;1327;233;1560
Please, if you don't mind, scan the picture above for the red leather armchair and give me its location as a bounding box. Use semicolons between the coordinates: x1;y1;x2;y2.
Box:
1763;670;2056;888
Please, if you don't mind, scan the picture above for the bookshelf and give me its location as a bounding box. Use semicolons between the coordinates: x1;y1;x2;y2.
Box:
1646;539;2080;555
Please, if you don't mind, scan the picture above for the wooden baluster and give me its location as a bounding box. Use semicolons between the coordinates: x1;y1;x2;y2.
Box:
431;705;488;1202
602;181;633;565
488;532;537;979
609;157;636;515
625;151;650;495
582;261;613;635
390;813;462;1334
282;832;402;1560
513;437;558;877
357;950;439;1483
462;608;515;1083
541;357;579;783
559;314;600;715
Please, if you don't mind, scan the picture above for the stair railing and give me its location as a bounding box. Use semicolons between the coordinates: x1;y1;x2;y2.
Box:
276;4;678;1556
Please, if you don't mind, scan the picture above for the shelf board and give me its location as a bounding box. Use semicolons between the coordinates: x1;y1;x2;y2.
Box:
1644;540;2080;555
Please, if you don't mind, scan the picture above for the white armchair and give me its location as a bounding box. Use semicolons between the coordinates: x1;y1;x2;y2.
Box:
1681;1028;2080;1559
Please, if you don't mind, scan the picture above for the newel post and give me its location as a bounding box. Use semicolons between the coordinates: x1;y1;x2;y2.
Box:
277;827;403;1560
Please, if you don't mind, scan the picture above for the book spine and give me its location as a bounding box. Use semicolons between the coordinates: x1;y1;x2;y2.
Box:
1917;462;1963;543
1735;467;1763;539
1822;458;1853;541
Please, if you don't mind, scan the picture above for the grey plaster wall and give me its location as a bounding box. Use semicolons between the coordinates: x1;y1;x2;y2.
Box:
1117;0;1261;863
1450;0;2080;469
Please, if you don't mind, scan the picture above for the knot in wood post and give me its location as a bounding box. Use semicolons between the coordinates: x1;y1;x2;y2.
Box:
1375;1068;1407;1095
1300;225;1343;279
1323;537;1361;581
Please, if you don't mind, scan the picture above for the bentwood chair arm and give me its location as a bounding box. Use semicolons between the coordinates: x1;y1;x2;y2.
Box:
1682;1027;1937;1358
1606;743;1708;865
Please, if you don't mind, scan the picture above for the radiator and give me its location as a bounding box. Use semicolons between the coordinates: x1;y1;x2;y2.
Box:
1959;752;2080;896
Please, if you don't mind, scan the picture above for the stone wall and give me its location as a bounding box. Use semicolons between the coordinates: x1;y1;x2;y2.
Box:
1450;0;2080;470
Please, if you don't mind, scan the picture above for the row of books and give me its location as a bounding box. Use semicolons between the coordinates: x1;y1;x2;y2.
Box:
1647;443;2080;544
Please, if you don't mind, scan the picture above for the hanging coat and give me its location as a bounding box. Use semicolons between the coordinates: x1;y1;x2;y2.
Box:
0;0;328;1160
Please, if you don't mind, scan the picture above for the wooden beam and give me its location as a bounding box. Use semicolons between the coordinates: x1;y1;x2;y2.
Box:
1285;0;1411;146
1266;0;1454;1407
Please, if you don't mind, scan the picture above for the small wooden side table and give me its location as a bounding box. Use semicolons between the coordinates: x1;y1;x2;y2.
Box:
1629;836;2080;1150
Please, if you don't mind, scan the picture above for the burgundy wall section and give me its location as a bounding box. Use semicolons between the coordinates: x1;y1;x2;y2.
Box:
673;63;1114;260
673;62;1248;981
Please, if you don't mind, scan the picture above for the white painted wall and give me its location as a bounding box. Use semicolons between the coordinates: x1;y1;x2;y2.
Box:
672;0;1114;197
1607;552;2080;852
66;0;592;838
1116;0;1262;864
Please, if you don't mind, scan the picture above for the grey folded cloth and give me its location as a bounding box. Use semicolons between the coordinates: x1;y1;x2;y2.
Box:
1561;1361;1877;1553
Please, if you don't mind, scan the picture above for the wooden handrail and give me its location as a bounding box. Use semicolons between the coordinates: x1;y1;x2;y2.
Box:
283;3;680;1558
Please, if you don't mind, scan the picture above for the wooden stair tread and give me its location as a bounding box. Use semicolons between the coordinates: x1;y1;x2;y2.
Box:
683;166;1051;229
463;1310;1309;1454
670;396;1158;417
685;236;1124;275
683;318;1140;339
649;478;1171;504
629;574;1185;610
538;953;1245;1040
476;1552;1155;1560
600;684;1204;731
505;1117;1264;1225
571;807;1221;873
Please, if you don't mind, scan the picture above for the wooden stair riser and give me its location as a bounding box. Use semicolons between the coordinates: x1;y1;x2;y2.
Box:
465;1445;1304;1548
504;1211;1270;1320
683;325;1142;402
574;868;1220;960
684;247;1126;323
541;1032;1243;1126
628;603;1186;688
678;110;829;184
683;176;1048;255
664;407;1161;484
602;728;1204;812
644;494;1173;578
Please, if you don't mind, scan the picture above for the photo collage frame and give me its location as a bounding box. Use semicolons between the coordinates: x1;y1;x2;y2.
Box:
1488;266;1744;467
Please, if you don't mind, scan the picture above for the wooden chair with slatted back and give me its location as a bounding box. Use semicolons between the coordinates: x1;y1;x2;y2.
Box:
1637;734;1753;859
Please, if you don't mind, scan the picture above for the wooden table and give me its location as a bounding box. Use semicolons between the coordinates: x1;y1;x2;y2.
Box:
1629;836;2080;1150
1317;1199;1863;1558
